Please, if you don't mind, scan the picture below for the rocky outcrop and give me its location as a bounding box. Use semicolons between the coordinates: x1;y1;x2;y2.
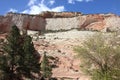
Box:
79;13;120;32
0;12;46;33
104;16;120;32
46;17;80;30
80;14;104;30
85;21;106;31
40;11;81;18
0;12;120;33
32;30;95;80
0;15;12;32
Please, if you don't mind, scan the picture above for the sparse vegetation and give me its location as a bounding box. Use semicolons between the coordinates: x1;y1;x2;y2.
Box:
41;52;52;79
74;33;120;80
44;28;80;34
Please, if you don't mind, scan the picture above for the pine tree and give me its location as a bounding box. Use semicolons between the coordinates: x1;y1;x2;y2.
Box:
41;52;52;79
0;25;21;80
20;35;40;79
0;25;40;80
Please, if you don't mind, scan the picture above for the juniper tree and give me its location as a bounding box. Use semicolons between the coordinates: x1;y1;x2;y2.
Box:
41;52;52;79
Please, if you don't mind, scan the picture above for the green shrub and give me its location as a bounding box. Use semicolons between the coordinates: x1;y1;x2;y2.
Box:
74;33;120;80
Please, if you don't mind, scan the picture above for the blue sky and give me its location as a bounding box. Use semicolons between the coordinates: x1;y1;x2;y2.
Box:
0;0;120;15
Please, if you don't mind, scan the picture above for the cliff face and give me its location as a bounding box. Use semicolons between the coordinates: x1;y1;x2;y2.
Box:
0;12;120;33
40;11;81;18
0;15;12;32
46;17;80;30
0;12;46;32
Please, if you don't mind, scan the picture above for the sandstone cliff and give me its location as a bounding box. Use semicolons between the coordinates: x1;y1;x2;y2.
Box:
0;12;46;33
0;12;120;33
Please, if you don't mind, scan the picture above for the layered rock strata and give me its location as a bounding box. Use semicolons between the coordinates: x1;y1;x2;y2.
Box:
0;12;120;33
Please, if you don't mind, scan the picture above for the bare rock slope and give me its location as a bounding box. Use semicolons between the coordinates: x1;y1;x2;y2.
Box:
34;30;96;80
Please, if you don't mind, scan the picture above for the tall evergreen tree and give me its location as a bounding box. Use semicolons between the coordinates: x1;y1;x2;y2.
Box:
0;25;40;80
0;25;21;80
19;35;40;79
41;52;52;79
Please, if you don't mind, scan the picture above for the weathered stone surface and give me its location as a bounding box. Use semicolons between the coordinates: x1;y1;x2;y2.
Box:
105;16;120;32
46;17;80;30
85;21;105;31
0;16;12;32
33;30;94;80
40;11;81;18
0;12;120;33
0;12;46;33
80;14;105;30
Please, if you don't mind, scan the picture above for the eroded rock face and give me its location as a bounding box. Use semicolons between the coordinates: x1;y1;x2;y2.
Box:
85;21;106;31
33;30;94;80
80;14;120;32
34;40;83;79
80;14;105;30
0;12;120;33
0;12;46;33
40;11;81;18
46;17;80;30
105;16;120;32
0;16;12;32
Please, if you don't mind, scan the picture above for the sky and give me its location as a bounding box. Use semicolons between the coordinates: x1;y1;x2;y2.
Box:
0;0;120;15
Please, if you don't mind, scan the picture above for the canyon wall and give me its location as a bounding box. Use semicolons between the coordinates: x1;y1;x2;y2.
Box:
0;12;120;33
46;17;80;30
104;16;120;32
0;12;46;32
